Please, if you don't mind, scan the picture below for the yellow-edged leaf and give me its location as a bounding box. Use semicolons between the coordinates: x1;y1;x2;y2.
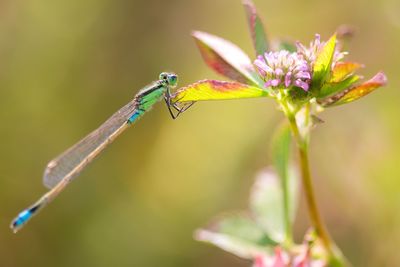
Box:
318;75;360;99
172;80;268;102
321;72;387;107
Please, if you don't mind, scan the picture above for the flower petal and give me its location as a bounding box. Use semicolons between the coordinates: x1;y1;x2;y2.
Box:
284;72;292;87
172;79;269;102
270;79;280;87
294;80;310;91
296;71;311;80
272;247;286;267
192;31;263;86
255;57;274;73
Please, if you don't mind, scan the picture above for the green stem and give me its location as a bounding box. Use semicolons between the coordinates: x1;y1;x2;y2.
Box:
282;149;293;248
286;111;345;265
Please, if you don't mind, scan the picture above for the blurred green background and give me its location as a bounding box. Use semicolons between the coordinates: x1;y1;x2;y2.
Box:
0;0;398;266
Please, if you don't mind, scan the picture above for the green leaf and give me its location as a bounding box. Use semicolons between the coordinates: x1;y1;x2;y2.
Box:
321;72;387;107
318;75;360;99
192;31;263;87
312;34;337;89
243;0;269;56
250;166;298;243
271;124;297;242
272;124;291;181
195;214;275;259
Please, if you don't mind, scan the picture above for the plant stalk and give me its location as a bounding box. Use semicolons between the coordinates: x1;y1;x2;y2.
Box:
286;112;345;265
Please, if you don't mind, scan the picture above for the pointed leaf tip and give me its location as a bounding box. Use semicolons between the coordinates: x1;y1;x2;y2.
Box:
321;71;387;107
242;0;269;56
371;71;388;85
192;31;262;86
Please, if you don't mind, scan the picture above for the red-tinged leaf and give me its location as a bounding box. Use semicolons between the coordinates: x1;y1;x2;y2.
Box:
243;0;269;56
318;75;360;99
172;79;269;103
330;62;363;83
321;72;387;107
192;31;263;86
312;34;337;89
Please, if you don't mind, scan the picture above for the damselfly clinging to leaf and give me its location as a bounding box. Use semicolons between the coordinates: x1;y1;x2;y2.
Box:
10;72;194;233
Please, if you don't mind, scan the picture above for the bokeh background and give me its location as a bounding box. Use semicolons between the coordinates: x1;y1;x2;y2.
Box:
0;0;398;266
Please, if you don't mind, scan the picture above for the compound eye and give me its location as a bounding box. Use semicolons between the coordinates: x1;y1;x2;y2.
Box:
159;72;168;81
167;74;178;87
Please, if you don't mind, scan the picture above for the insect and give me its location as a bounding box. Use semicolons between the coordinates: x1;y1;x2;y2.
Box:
10;72;194;233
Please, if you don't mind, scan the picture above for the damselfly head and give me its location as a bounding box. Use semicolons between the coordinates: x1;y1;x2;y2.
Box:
159;72;178;88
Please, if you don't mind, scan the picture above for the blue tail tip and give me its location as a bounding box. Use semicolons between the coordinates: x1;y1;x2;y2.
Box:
11;210;32;233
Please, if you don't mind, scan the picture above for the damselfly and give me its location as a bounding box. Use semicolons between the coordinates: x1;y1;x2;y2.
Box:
10;72;194;233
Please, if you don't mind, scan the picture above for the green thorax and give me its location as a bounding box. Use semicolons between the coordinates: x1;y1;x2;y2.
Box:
136;81;167;112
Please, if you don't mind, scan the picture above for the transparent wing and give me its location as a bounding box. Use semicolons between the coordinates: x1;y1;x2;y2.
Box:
43;99;138;189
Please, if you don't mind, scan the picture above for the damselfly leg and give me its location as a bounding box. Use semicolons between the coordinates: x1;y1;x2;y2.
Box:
164;90;195;119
